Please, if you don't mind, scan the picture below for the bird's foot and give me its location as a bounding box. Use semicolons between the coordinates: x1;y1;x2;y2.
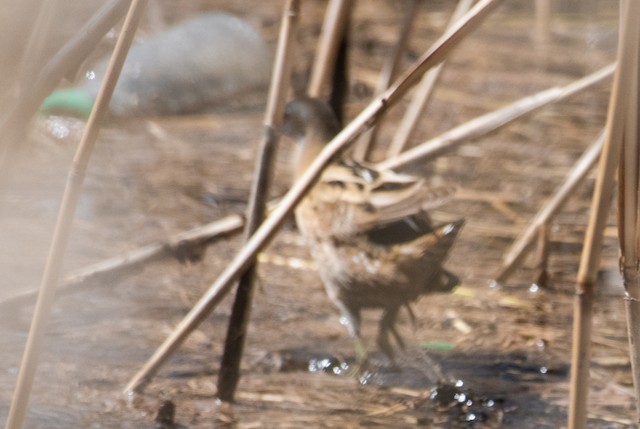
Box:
345;336;370;378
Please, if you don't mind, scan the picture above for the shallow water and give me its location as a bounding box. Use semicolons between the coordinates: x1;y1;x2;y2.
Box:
0;1;628;428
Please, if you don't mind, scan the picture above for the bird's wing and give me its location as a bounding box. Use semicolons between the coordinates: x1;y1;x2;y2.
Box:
411;219;465;260
313;163;455;237
365;180;455;228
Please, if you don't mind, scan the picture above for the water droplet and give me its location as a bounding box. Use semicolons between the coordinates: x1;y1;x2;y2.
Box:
125;389;136;403
488;279;498;289
455;379;464;387
86;70;96;80
46;117;71;139
529;283;539;293
466;413;477;422
486;399;495;407
539;366;548;374
308;358;327;372
359;371;373;385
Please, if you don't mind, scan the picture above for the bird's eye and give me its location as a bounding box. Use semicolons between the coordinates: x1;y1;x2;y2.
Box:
362;202;375;213
326;180;346;189
373;182;411;192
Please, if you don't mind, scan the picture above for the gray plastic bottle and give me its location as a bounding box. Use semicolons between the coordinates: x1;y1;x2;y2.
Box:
45;13;272;117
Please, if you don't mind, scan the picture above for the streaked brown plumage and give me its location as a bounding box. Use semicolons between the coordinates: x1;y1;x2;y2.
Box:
283;97;464;361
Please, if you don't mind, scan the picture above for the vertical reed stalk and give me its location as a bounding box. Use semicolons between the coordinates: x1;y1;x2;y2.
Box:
617;0;640;422
567;1;636;427
16;0;59;97
4;2;146;428
217;0;300;403
534;0;552;46
534;223;551;287
307;0;353;99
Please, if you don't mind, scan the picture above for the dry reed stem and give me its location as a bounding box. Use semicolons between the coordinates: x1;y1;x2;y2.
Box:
307;0;353;99
3;2;147;428
386;0;474;158
619;31;640;293
123;0;504;395
383;0;503;106
372;0;418;101
567;3;636;427
217;0;300;402
377;63;615;171
16;0;59;97
0;0;130;186
494;132;605;284
616;0;640;423
534;0;552;46
533;221;550;285
0;214;244;309
619;22;640;285
352;0;418;161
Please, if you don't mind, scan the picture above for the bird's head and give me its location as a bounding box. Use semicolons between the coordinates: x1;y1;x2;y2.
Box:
281;97;340;180
282;97;340;141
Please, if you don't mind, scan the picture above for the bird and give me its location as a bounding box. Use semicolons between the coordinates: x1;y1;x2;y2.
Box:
282;97;464;363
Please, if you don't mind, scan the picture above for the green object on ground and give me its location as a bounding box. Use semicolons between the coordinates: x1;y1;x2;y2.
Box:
40;87;94;118
421;341;456;351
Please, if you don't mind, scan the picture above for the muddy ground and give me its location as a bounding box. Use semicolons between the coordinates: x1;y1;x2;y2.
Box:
0;1;629;428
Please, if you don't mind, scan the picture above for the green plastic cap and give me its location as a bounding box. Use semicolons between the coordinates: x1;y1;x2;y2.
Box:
40;88;95;119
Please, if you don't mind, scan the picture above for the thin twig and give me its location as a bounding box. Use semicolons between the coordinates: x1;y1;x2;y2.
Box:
494;132;605;284
352;0;419;161
0;0;130;187
377;63;615;171
217;0;300;402
533;222;551;287
386;0;474;158
0;214;244;310
4;2;147;428
123;0;505;395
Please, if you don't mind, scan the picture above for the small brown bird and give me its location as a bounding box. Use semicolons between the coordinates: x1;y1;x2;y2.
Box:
283;97;463;362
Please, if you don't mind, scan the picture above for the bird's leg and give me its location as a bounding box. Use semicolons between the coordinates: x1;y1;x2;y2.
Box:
341;313;368;366
377;307;405;363
335;304;369;371
404;303;417;330
353;335;368;368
